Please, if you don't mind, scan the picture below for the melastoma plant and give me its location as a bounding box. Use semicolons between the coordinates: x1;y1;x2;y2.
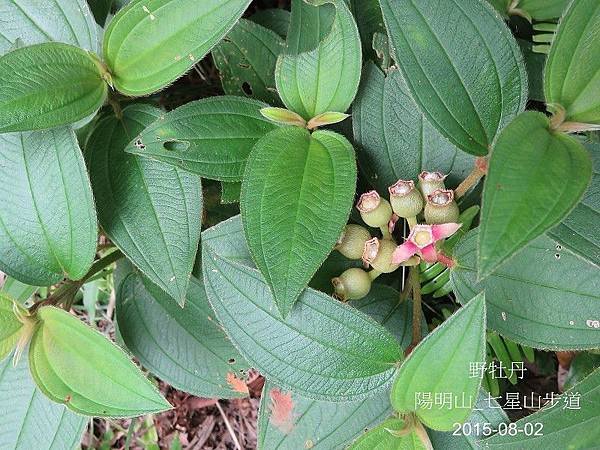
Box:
0;0;599;448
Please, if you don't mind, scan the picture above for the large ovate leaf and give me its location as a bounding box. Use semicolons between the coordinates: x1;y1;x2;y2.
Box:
544;0;600;124
428;390;509;449
86;104;202;305
116;272;250;399
348;418;427;450
241;126;356;317
452;229;600;350
349;0;385;59
548;140;600;266
0;0;99;55
258;379;391;450
0;277;38;303
353;61;474;192
250;8;291;38
213;19;285;105
479;112;592;277
257;284;419;449
518;0;570;21
391;293;486;431
0;127;97;286
103;0;252;96
518;39;546;102
0;43;107;132
482;367;600;448
125;97;277;181
202;221;402;401
28;306;171;417
275;0;362;119
0;293;22;361
379;0;527;156
0;356;87;450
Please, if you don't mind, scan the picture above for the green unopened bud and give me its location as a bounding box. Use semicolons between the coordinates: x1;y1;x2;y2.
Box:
424;189;460;224
335;224;372;259
388;179;424;218
418;171;447;197
362;238;400;273
357;191;393;228
332;268;372;301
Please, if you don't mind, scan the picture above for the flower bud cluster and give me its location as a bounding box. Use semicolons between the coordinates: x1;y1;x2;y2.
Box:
332;171;463;301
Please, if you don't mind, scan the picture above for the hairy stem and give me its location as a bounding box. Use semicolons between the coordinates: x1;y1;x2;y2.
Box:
29;249;123;314
454;157;488;198
410;266;423;349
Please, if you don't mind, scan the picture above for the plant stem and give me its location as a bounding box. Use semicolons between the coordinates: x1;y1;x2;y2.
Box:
410;266;423;350
454;157;488;198
368;269;382;281
380;226;392;240
407;216;417;230
29;249;123;314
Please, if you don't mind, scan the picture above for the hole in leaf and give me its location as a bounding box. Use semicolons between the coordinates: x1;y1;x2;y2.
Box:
242;82;253;96
238;63;250;69
163;140;190;152
228;358;236;364
555;253;561;260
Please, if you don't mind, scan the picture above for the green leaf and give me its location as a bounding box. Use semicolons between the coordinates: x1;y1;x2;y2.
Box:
221;182;242;204
0;0;100;55
256;284;421;449
88;0;114;26
564;352;600;391
0;127;97;286
0;355;87;450
544;0;600;124
0;43;107;132
478;112;592;277
212;19;285;105
348;418;427;450
276;0;362;119
349;0;385;59
125;97;277;182
240;127;357;316
250;8;291;38
202;223;403;401
0;277;38;303
518;39;546;102
353;61;475;192
482;367;600;448
0;292;22;361
116;272;250;399
518;0;570;21
29;306;171;417
86;104;202;305
390;293;486;431
260;106;306;127
548;139;600;266
103;0;252;96
452;229;600;350
258;380;391;450
428;390;509;449
379;0;527;156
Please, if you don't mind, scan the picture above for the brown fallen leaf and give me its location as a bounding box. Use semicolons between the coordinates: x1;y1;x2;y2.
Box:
227;372;249;395
269;388;295;433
